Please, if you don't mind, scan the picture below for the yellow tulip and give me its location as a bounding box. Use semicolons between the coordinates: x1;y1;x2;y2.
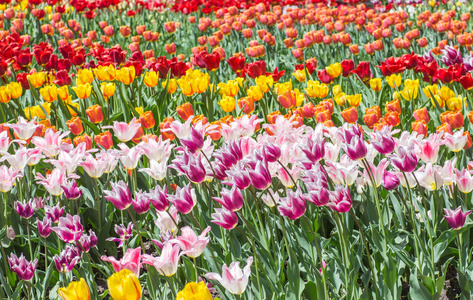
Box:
101;82;116;99
332;84;342;96
177;77;194;97
274;81;292;95
293;69;306;82
422;84;438;98
162;79;177;94
58;278;90;300
72;83;92;99
219;95;236;112
0;86;11;103
446;96;462;111
135;107;144;114
369;78;382;92
346;94;362;107
305;80;328;99
247;85;263;101
24;103;51;119
64;97;79;116
176;282;212;300
399;79;419;100
8;82;23;99
116;66;135;85
191;73;210;94
57;86;69;101
28;72;46;88
144;71;159;88
235;77;244;87
255;75;274;93
438;86;455;102
94;65;116;81
325;63;342;78
40;85;58;102
107;269;141;300
294;88;305;107
76;69;94;85
386;74;402;88
334;92;346;106
217;80;239;97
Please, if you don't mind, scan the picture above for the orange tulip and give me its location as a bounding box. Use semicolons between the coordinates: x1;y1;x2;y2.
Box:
413;107;429;123
66;117;83;135
341;106;358;123
176;102;194;121
73;134;93;150
86;105;104;124
94;131;113;149
139;111;155;129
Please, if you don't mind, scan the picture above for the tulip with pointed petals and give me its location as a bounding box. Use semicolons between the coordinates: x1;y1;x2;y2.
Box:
278;189;306;220
77;230;98;253
211;208;239;230
247;160;272;190
390;145;418;173
212;186;243;212
102;247;142;277
61;180;82;200
53;246;81;273
206;257;253;295
103;117;141;142
45;203;65;223
172;226;211;258
106;223;134;248
104;181;133;211
444;207;471;230
52;214;83;243
368;126;396;154
14;199;36;219
8;253;37;281
132;190;150;214
327;185;353;213
146;185;169;211
142;242;189;276
339;124;367;161
168;184;196;214
37;217;52;238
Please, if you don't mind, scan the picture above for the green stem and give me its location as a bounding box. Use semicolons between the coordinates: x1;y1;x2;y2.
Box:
302;216;328;299
238;213;262;297
26;221;33;262
193;257;198;282
334;212;349;294
457;230;463;273
126;208;144;253
44;237;48;272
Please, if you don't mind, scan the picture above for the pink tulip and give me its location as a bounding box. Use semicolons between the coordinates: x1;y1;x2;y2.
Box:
444;207;471;230
172;226;211;258
327;185;353;213
104;117;141;142
5;116;39;140
102;247;142;277
51;214;83;243
8;253;37;281
142;242;188;276
206;257;253;295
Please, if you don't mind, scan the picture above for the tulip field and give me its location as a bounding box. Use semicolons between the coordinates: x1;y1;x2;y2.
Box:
2;0;473;298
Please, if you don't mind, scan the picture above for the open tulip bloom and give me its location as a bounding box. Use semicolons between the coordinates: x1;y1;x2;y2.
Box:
3;1;473;299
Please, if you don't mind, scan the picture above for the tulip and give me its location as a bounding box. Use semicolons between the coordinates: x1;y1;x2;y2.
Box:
168;184;196;214
212;186;243;212
104;117;141;142
58;278;91;300
9;82;23;99
40;85;58;102
327;185;353;213
101;82;116;99
340;123;367;161
94;132;113;149
102;247;142;277
176;282;212;300
206;257;253;295
61;180;82;200
305;80;328;98
37;217;52;238
172;226;211;258
52;214;83;243
85;105;104;124
116;66;136;85
219;96;236;112
386;74;402;88
444;207;471;230
14;199;36;219
107;269;141;300
104;181;133;211
211;207;238;230
8;254;37;281
144;71;159;88
370;78;382;91
341;107;358;123
67;117;84;135
278;188;306;220
76;69;94;85
72;83;92;99
390;145;418;173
